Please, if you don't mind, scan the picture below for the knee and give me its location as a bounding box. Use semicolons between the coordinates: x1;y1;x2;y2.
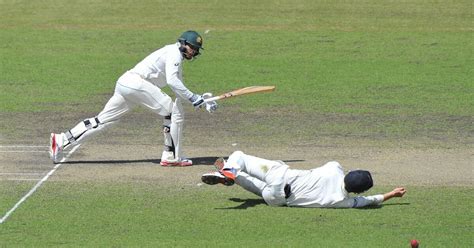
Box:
230;150;245;158
171;111;184;124
232;150;244;156
262;186;286;207
326;161;342;168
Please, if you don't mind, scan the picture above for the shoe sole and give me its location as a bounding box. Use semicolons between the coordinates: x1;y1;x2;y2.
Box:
214;157;225;170
160;161;193;167
201;174;234;186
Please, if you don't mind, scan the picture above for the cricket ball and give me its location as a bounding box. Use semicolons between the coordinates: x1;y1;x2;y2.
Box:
410;239;419;248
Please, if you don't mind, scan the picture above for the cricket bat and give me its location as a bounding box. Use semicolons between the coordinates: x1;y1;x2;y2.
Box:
203;86;276;103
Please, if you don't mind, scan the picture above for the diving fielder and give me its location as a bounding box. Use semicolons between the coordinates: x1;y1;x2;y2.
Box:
202;151;406;208
49;30;217;166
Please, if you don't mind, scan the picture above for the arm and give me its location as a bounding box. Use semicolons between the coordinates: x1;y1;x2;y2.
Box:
333;187;407;208
382;187;406;202
165;59;194;101
165;58;206;108
353;187;406;208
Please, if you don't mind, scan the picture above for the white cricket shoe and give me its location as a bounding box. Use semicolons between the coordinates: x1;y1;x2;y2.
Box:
214;157;226;170
160;150;193;166
160;158;193;167
49;133;64;163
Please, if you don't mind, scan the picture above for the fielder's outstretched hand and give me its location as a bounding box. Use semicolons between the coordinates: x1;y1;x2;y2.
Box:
391;187;406;197
383;187;407;202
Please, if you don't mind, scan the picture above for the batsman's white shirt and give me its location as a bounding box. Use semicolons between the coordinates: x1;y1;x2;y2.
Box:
285;161;384;208
129;42;194;101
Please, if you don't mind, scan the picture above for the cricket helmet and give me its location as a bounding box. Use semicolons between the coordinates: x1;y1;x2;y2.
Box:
178;30;203;49
344;170;374;194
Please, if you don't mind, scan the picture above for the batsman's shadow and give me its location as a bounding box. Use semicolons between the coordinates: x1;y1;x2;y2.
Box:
62;159;160;165
190;156;228;166
62;157;304;166
215;198;266;210
62;156;225;166
192;157;305;165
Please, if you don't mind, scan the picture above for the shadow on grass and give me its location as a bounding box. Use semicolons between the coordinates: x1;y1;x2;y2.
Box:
62;157;304;166
62;159;160;164
282;159;305;163
356;202;410;210
216;200;409;210
215;198;267;210
191;157;225;165
62;156;224;165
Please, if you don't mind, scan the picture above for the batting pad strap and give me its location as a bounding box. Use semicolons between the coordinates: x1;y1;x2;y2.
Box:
164;145;175;152
83;117;101;129
65;130;77;145
83;119;91;128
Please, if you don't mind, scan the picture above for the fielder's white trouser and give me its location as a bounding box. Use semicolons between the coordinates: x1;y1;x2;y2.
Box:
61;71;185;160
226;151;289;206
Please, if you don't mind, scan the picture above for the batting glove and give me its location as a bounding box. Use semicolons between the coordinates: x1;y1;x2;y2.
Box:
203;92;218;113
190;94;205;109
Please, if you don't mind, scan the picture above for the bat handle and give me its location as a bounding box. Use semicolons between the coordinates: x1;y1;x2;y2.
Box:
203;96;221;103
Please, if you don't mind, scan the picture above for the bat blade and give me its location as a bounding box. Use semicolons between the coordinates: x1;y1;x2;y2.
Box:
227;86;276;96
204;86;275;102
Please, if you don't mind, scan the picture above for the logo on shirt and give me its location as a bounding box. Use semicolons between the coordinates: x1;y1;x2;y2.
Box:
174;62;180;66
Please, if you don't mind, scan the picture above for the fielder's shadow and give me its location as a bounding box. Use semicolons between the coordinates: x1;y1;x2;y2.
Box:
216;200;409;210
215;198;267;210
356;202;410;210
282;159;305;163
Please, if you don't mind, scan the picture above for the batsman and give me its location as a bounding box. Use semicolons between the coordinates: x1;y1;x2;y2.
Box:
49;30;217;166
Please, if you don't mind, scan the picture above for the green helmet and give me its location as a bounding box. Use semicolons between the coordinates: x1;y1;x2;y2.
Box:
178;30;203;49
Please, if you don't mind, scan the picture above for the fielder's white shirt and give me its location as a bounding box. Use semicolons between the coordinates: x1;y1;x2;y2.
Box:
286;161;384;208
129;42;194;101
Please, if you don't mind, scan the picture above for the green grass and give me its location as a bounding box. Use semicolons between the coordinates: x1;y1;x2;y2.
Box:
0;1;472;143
0;0;472;246
1;182;471;247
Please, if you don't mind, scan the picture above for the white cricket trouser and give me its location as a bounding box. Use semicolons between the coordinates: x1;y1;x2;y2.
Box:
226;151;289;206
110;71;174;119
62;71;185;158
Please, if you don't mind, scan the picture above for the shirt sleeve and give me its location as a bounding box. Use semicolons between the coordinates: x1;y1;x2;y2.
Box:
332;195;384;208
165;55;195;101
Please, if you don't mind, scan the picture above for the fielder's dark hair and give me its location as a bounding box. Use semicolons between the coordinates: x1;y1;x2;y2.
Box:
344;170;374;193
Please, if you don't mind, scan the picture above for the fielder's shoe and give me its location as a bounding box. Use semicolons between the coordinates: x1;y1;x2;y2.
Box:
49;133;64;163
214;157;225;171
201;170;236;186
160;158;193;167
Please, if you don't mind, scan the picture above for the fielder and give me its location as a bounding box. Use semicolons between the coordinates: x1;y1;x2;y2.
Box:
49;30;217;166
202;151;406;208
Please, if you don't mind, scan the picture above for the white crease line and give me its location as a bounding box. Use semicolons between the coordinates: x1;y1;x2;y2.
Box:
0;151;47;153
4;179;42;181
0;144;81;224
0;145;49;148
0;173;45;175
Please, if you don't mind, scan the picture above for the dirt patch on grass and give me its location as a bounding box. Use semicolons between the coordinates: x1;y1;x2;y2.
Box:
1;107;472;187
